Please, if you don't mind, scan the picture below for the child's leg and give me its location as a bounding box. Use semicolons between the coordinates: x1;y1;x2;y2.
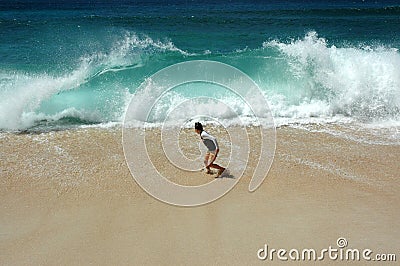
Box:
207;152;225;177
204;153;211;174
209;163;224;170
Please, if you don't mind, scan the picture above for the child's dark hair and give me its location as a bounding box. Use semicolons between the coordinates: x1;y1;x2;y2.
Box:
195;122;203;131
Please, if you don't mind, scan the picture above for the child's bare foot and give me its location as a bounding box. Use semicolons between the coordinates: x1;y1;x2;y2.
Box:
216;168;226;178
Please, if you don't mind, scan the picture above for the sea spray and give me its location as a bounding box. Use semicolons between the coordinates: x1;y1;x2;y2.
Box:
264;32;400;122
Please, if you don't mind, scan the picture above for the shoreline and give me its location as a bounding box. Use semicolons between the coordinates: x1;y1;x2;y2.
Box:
1;124;399;264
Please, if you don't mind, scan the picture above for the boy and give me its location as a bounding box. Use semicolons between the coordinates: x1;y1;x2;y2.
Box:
194;122;226;178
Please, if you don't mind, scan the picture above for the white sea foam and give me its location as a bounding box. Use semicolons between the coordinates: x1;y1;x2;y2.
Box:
264;31;400;123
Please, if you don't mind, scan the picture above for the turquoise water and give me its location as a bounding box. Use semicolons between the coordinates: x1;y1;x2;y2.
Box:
1;0;400;130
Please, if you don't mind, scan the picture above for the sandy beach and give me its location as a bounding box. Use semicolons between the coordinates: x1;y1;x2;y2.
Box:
1;124;399;265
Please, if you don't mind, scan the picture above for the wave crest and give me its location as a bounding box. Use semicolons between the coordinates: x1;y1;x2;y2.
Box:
0;33;189;130
264;31;400;122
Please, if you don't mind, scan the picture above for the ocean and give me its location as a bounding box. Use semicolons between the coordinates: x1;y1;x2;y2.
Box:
1;0;400;132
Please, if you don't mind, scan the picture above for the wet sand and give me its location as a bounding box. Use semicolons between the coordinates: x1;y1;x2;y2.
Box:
1;125;399;265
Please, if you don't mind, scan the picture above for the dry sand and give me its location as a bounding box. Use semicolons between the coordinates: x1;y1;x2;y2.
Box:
0;124;399;265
